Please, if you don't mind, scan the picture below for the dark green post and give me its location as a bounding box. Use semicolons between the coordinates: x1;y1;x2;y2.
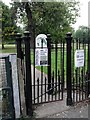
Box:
24;31;33;116
66;32;73;106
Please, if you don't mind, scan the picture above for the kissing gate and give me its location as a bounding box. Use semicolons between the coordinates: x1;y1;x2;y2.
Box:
16;32;90;116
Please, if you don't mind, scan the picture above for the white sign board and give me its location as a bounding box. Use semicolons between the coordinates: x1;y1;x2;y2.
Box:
35;48;48;66
36;34;47;47
75;50;84;67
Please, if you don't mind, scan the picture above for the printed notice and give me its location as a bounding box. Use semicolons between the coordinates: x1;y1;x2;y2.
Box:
35;34;47;48
35;48;48;66
75;49;84;67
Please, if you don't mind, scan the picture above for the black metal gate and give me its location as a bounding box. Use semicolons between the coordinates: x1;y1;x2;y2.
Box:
16;33;65;105
31;34;65;105
16;31;90;116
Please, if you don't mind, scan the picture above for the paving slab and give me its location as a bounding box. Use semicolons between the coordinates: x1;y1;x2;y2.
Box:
47;100;89;118
34;92;70;118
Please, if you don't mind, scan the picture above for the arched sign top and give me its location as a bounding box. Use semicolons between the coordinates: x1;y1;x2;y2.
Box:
35;34;47;48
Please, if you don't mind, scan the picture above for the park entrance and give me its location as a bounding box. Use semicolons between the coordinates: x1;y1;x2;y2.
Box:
16;32;90;116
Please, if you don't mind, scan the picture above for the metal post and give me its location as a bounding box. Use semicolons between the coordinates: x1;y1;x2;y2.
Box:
47;34;52;94
24;31;33;116
16;33;22;59
66;32;73;105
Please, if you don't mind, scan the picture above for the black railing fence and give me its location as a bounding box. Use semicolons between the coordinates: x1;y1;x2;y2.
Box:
70;37;90;104
16;32;90;117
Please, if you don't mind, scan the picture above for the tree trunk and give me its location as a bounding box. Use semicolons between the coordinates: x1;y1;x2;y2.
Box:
2;43;4;49
25;2;35;48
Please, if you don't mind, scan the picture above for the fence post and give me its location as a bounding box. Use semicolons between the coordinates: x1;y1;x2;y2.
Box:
5;56;15;119
16;33;23;116
88;30;90;96
66;32;73;105
24;31;33;116
47;34;52;94
16;33;22;60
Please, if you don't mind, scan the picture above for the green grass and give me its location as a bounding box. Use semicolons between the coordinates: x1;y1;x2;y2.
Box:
31;46;88;80
0;44;16;53
31;49;67;79
1;44;88;79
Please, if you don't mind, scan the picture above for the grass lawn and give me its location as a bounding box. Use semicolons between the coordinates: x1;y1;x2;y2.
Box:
31;48;67;80
1;44;88;79
0;44;16;53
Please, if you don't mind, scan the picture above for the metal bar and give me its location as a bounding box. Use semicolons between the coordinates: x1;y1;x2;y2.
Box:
55;42;57;100
47;34;51;95
66;32;73;106
75;69;78;102
37;78;39;104
52;71;54;101
33;34;36;104
79;75;81;101
81;69;84;100
82;36;85;100
61;40;64;99
45;77;47;102
62;40;65;90
78;39;81;102
75;39;78;103
72;39;75;102
41;39;43;103
83;36;87;99
72;77;75;103
58;70;60;100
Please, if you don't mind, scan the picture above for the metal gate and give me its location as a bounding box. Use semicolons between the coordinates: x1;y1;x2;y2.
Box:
16;33;65;104
66;33;90;105
31;34;65;105
16;32;90;116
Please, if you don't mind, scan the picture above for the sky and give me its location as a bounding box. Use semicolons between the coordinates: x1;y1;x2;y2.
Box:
2;0;90;30
72;0;90;30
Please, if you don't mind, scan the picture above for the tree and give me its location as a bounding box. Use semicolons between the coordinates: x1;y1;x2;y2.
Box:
0;1;19;49
10;1;80;44
73;26;90;43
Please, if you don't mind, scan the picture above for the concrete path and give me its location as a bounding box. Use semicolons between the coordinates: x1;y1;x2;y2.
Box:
47;101;89;118
34;98;89;118
34;92;70;118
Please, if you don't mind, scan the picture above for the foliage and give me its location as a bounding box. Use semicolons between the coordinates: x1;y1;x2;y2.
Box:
10;1;80;43
0;1;20;48
73;26;90;43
